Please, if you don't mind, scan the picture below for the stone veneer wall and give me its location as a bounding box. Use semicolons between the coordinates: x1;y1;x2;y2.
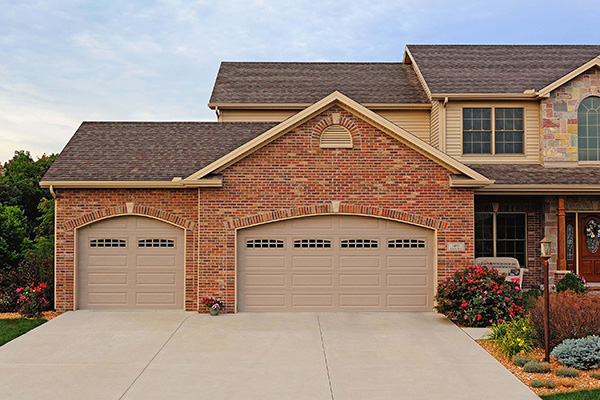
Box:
541;67;600;163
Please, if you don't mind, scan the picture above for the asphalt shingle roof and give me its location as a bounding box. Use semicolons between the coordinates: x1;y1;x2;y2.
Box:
209;62;429;105
468;164;600;185
407;45;600;94
42;122;277;181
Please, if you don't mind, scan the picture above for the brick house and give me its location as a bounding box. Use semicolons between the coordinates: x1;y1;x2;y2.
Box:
41;45;600;313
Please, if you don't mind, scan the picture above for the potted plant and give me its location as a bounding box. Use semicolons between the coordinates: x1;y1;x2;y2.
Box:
201;296;224;316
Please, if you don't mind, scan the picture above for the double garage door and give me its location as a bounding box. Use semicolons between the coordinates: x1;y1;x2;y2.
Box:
77;216;184;309
77;215;433;311
238;215;434;312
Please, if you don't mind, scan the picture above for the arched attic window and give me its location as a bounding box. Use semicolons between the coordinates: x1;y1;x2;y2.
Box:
320;124;353;148
578;97;600;161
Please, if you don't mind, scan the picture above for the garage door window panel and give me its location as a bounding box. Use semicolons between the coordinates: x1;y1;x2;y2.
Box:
387;239;426;249
137;238;175;248
293;239;332;248
89;238;127;248
246;239;284;248
341;239;379;248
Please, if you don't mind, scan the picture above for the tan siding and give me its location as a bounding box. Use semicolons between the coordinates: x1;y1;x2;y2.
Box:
430;101;441;149
376;110;431;143
445;101;540;163
219;109;299;122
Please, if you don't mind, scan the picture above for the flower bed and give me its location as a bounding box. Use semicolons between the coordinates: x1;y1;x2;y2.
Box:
479;340;600;396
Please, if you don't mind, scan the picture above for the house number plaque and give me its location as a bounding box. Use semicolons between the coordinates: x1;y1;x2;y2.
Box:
447;242;465;252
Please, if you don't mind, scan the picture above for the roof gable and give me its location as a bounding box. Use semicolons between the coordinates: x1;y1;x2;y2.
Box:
537;57;600;97
406;45;600;95
187;91;492;186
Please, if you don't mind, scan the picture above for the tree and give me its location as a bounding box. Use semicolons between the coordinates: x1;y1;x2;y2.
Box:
0;151;56;237
0;203;28;269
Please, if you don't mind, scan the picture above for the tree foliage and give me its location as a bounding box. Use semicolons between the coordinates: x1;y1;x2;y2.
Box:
0;151;56;312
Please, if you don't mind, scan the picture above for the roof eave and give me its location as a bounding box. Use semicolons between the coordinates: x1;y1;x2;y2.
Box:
475;184;600;194
208;102;431;110
431;93;540;101
39;178;223;189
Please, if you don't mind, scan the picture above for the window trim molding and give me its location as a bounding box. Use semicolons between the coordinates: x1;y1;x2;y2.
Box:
461;106;526;156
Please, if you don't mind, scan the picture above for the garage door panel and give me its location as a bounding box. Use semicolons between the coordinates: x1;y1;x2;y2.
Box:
243;274;286;287
339;294;381;307
292;274;333;287
238;215;434;312
87;255;128;268
291;256;333;268
87;292;128;306
292;294;333;307
136;255;177;267
387;274;429;287
87;272;128;285
78;216;184;310
136;272;177;285
339;274;380;287
387;294;429;308
244;256;286;268
386;255;428;269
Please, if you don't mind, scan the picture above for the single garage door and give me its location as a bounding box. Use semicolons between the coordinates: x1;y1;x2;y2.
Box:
77;216;184;309
238;215;434;311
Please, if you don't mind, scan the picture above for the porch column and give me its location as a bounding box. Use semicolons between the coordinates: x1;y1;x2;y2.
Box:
557;196;566;271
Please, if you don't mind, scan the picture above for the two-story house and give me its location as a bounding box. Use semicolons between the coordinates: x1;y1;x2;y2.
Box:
41;45;600;313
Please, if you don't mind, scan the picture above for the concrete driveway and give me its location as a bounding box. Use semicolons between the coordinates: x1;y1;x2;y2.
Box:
0;311;538;400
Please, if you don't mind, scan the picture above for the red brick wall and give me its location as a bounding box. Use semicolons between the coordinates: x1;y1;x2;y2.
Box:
198;106;475;312
54;106;476;313
54;189;198;311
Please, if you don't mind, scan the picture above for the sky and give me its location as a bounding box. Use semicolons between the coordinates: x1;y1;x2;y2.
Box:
1;0;599;163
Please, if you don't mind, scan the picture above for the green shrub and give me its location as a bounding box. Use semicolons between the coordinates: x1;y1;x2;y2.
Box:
551;336;600;370
434;265;524;327
523;361;552;373
490;317;533;357
590;372;600;380
556;271;586;294
512;354;537;367
522;287;542;310
556;367;579;378
528;291;600;349
530;379;556;389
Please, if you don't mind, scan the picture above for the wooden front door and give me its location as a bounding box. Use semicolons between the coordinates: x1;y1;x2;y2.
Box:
579;214;600;282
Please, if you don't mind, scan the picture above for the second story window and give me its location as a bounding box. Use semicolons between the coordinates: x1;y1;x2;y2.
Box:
463;108;524;154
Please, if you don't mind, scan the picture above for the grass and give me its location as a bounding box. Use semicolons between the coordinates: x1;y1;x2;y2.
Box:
540;388;600;399
0;318;46;346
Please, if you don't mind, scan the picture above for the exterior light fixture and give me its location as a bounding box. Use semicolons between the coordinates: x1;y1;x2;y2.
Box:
540;236;551;362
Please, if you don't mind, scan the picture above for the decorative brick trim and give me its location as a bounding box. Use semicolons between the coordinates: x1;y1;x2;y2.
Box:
312;107;360;142
60;204;197;231
226;203;447;230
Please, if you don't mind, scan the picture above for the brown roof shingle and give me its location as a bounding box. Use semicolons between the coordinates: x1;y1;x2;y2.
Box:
42;122;276;182
407;45;600;94
209;62;429;105
468;164;600;185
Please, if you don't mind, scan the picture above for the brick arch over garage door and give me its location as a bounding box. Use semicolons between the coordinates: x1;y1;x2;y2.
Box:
236;213;435;312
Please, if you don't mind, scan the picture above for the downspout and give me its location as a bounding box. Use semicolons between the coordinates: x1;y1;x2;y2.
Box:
215;106;221;121
50;185;57;311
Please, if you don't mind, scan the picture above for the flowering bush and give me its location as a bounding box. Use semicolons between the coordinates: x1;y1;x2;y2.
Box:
16;282;48;318
201;296;224;312
489;317;533;357
434;265;524;327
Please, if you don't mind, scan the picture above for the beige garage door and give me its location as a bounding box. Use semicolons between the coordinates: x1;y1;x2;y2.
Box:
77;216;184;309
238;215;434;312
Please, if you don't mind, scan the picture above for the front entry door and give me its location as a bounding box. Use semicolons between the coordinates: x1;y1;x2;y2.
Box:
579;214;600;282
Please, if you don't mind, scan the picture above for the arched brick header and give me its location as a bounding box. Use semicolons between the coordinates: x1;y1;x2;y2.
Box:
225;203;448;230
60;204;197;231
311;109;360;139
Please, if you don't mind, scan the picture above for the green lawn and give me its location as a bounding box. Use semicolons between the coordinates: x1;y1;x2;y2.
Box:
0;318;46;346
540;388;600;400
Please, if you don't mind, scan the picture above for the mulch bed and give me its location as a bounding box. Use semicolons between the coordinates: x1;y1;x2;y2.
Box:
478;339;600;396
0;311;62;321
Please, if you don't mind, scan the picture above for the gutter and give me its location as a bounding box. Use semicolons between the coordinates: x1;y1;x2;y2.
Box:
475;184;600;194
39;178;223;189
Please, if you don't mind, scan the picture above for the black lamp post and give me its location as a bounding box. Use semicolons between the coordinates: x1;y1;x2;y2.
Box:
540;236;551;362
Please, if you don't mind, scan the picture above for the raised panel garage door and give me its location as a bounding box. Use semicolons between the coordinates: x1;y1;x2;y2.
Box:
77;216;184;309
237;215;434;311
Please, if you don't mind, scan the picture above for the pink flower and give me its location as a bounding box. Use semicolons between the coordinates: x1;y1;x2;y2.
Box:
15;288;23;293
